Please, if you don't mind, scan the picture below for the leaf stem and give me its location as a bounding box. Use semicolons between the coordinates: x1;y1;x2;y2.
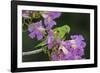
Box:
22;48;43;56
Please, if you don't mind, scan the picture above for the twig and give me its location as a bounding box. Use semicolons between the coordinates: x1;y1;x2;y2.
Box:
22;48;43;56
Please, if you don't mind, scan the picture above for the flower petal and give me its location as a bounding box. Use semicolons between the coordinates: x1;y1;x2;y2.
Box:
36;31;43;40
49;12;61;19
29;31;35;39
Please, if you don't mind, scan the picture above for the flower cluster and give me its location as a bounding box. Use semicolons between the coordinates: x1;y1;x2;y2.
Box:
28;21;46;40
22;10;86;61
51;35;86;61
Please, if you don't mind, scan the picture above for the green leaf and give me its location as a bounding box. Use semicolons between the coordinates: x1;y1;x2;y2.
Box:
34;38;47;48
43;47;47;54
54;24;70;39
42;46;51;60
32;12;41;19
42;47;48;54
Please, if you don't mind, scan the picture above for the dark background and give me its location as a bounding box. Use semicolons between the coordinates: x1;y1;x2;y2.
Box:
22;12;90;62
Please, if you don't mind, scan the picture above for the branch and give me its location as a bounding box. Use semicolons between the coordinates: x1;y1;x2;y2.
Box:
22;48;43;56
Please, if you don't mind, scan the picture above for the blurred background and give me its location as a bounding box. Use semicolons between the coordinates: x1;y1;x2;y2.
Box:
22;12;90;62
